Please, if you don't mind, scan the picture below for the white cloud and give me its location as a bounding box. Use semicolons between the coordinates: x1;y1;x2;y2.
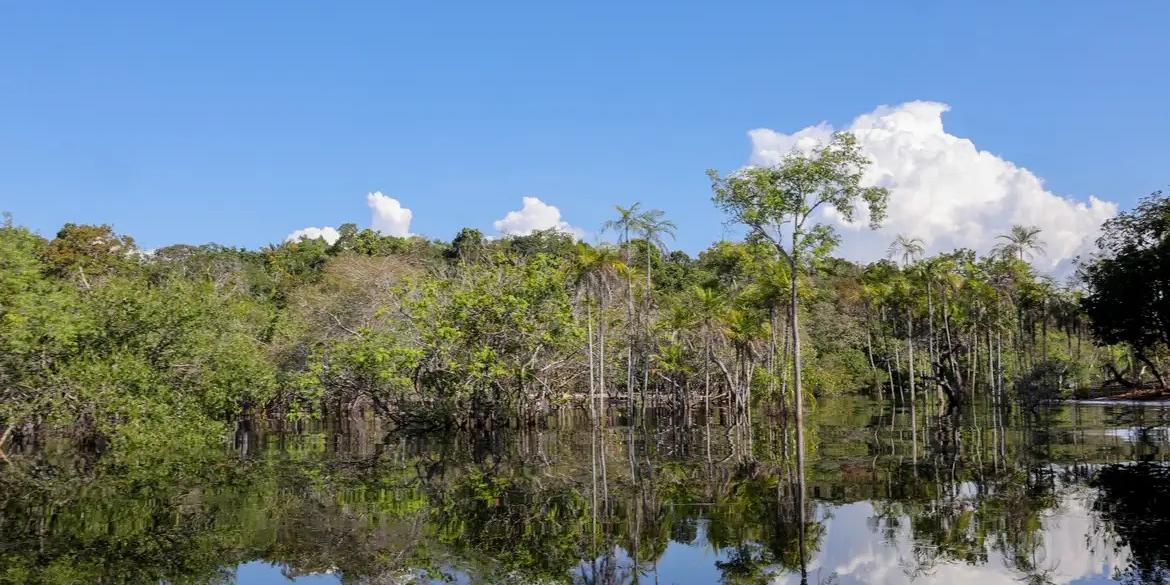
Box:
285;226;340;245
748;101;1117;273
282;191;412;245
764;497;1126;585
367;191;413;237
493;196;584;238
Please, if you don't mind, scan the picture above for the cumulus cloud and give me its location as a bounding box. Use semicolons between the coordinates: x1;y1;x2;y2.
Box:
367;191;413;237
763;498;1126;585
748;101;1117;273
282;191;412;245
493;196;584;238
285;226;340;245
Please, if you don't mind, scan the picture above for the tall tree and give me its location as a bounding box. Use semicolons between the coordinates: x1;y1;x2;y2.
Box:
603;203;643;396
708;131;889;485
693;285;727;414
887;234;924;268
636;208;677;292
995;225;1046;263
572;244;628;407
887;235;924;404
635;208;676;395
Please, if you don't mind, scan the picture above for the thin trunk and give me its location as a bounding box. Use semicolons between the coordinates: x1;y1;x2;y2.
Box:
986;330;994;397
625;227;634;405
866;325;880;398
770;306;778;400
885;353;896;403
599;293;607;404
588;301;596;416
644;249;652;399
908;309;916;403
996;329;1004;398
628;346;634;402
789;227;806;516
892;310;904;401
927;282;936;367
940;286;963;391
704;333;711;415
780;314;791;405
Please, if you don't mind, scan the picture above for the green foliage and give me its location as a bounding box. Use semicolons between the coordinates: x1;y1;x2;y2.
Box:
1012;358;1079;402
40;222;138;280
0;185;1151;447
0;223;91;430
1;219;276;448
503;228;578;259
445;227;488;263
301;252;581;424
1081;192;1170;357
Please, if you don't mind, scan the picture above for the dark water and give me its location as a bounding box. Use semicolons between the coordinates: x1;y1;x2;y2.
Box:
3;398;1170;585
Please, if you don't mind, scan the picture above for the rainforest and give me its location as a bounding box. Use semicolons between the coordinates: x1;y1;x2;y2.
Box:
4;136;1170;584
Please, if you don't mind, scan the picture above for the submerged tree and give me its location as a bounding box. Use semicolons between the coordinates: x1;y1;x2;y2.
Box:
1081;192;1170;389
708;131;889;493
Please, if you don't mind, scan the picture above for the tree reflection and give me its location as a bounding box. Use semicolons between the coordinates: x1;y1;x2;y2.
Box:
0;400;1166;584
1092;462;1170;584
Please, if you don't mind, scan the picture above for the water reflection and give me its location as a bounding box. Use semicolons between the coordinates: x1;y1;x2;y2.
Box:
1;400;1169;584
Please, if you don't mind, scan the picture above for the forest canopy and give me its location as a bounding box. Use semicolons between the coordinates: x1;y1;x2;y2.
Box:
1;158;1167;452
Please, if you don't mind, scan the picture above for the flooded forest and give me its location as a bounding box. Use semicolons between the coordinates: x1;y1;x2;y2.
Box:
4;140;1170;584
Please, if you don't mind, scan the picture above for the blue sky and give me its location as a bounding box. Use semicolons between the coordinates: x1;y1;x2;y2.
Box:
1;1;1167;258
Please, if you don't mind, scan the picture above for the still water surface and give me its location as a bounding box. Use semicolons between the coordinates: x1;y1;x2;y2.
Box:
3;398;1169;584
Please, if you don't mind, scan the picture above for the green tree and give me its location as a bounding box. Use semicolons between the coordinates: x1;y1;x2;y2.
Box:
709;131;889;487
886;235;924;404
636;208;677;291
887;234;924;268
445;227;488;263
1081;192;1170;388
41;223;138;284
571;244;628;406
994;224;1046;263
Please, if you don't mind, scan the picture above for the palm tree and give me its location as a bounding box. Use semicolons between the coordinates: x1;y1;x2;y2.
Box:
745;259;791;403
601;203;643;250
995;225;1045;262
887;235;925;404
715;308;765;419
887;234;925;268
634;208;676;397
602;203;643;397
572;243;627;408
693;285;728;415
635;208;676;291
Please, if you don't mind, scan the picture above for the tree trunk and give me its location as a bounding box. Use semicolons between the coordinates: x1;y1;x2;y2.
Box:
789;229;806;505
704;333;711;416
927;282;936;367
599;293;607;405
891;307;904;400
908;309;915;404
1136;350;1167;389
770;306;778;401
625;227;634;405
588;300;596;415
866;325;879;398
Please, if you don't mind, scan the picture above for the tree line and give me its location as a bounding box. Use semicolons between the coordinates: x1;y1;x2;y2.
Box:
1;131;1165;449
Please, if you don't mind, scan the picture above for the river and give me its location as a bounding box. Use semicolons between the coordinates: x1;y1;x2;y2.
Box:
2;398;1168;584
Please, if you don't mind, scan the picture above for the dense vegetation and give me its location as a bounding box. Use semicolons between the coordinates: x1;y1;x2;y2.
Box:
1;399;1160;585
1;136;1166;454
